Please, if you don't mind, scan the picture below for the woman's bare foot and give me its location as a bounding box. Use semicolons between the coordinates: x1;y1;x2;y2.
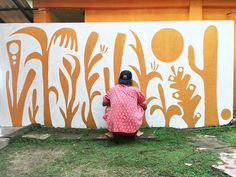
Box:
105;132;114;139
136;130;144;137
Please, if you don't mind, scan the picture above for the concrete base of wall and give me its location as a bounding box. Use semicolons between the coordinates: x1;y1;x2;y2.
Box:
0;127;26;138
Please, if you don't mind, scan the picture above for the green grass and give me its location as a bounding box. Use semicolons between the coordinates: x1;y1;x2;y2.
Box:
1;125;236;177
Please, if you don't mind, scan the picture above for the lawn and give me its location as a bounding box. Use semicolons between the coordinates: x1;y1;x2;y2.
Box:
0;125;236;177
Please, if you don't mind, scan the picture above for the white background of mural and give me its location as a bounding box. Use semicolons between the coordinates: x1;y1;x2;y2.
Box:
0;21;234;128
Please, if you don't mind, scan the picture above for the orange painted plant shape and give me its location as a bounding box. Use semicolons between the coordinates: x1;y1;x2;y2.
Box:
6;40;36;126
188;26;219;126
59;55;80;128
103;33;127;92
168;66;201;128
81;32;107;128
150;84;181;127
11;27;78;126
28;89;39;124
129;30;162;126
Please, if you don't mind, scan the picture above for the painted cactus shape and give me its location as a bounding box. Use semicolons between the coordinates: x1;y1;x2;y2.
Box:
188;26;219;126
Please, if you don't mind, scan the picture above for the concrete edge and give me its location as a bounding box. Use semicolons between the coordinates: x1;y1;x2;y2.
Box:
1;125;32;138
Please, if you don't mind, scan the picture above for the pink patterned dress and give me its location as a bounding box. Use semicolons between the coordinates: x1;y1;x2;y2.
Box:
103;84;146;133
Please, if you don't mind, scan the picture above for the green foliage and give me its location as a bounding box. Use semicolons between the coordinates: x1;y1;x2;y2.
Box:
1;126;235;177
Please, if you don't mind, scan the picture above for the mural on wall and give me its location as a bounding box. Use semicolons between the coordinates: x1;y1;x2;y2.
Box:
0;21;234;128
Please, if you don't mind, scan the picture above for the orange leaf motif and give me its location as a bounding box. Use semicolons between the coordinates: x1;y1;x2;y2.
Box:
63;57;72;75
59;69;69;105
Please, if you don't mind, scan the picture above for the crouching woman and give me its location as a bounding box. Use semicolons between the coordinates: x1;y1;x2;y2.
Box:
102;70;147;138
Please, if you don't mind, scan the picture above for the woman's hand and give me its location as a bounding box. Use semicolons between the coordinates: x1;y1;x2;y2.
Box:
103;101;110;107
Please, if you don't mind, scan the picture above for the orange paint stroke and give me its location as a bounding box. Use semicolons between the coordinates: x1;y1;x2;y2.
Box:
6;40;36;126
83;32;107;128
103;33;126;96
28;89;39;124
150;84;181;127
169;66;201;128
12;27;78;126
59;55;80;128
114;33;127;85
129;30;162;126
188;26;219;126
103;67;110;93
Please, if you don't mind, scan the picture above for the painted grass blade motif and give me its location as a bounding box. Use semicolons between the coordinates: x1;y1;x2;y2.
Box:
103;33;126;103
129;65;141;81
81;102;86;126
18;69;36;115
87;73;99;94
88;53;103;73
83;32;107;128
6;71;12;111
48;86;59;102
150;84;181;127
59;69;69;106
150;105;163;115
51;28;78;52
88;45;107;73
70;54;80;79
103;67;110;93
146;96;158;105
129;31;146;76
24;52;43;66
63;57;72;75
72;103;80;118
147;72;163;82
59;55;81;128
6;40;36;126
12;27;48;52
114;33;126;84
28;89;39;124
59;107;67;121
91;91;101;102
11;27;79;126
84;32;99;67
129;31;163;126
132;80;139;88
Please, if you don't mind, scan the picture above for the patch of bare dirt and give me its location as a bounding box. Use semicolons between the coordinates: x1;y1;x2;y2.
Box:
6;146;68;177
59;166;109;177
54;132;80;140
